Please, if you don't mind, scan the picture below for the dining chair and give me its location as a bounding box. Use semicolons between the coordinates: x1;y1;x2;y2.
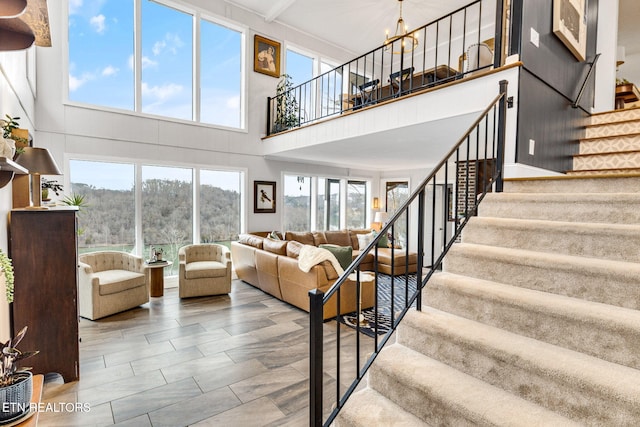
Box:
389;66;414;97
358;79;380;107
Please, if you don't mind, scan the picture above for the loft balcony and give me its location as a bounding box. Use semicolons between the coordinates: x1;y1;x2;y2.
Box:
263;0;513;170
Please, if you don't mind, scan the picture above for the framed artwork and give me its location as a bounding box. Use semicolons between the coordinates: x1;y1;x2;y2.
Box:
254;35;281;78
254;181;276;213
553;0;587;61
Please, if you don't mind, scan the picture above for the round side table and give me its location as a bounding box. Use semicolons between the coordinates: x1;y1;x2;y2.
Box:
145;261;173;297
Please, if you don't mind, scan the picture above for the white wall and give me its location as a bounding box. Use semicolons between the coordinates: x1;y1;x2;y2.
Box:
593;0;618;113
0;48;36;342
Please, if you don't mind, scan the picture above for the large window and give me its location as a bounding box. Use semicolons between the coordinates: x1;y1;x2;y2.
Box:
347;180;367;229
68;0;135;110
141;1;193;120
200;170;242;242
68;0;243;128
283;175;311;231
69;160;135;252
69;160;244;276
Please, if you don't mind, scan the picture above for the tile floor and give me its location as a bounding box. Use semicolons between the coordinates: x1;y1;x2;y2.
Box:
39;278;374;426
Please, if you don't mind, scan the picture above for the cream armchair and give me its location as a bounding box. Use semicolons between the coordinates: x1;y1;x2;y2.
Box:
78;251;149;320
178;244;232;298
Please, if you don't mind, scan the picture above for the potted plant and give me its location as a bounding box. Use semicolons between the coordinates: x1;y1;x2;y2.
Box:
0;115;28;159
273;74;300;133
0;326;39;423
41;178;63;202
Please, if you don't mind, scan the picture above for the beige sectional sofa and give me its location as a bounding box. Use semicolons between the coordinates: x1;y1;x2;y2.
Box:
230;229;417;319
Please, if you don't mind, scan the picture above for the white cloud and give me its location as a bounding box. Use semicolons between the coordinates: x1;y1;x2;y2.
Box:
152;41;166;56
141;82;183;102
68;0;83;15
128;55;158;70
90;14;106;34
102;66;118;77
151;33;184;56
68;72;95;92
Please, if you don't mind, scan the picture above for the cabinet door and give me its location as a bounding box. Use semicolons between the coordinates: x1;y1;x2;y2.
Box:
10;209;79;382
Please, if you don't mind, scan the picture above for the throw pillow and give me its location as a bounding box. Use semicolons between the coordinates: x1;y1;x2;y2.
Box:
319;244;353;270
269;230;281;240
356;232;375;249
372;230;389;248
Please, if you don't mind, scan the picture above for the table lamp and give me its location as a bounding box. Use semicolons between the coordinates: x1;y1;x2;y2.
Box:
14;147;61;209
372;211;389;231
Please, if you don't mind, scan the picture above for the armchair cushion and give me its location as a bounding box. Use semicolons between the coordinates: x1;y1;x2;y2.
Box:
184;261;228;279
95;270;146;295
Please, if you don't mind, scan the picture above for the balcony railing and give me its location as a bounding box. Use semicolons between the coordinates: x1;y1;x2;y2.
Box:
309;80;509;426
267;0;503;135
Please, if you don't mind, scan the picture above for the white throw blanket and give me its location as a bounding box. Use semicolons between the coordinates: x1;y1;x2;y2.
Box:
298;245;344;276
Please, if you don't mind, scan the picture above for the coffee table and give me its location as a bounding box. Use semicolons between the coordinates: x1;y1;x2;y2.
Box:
145;261;172;297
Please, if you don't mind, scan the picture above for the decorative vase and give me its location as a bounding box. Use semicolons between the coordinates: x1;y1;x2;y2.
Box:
0;371;32;422
0;137;15;159
41;188;49;202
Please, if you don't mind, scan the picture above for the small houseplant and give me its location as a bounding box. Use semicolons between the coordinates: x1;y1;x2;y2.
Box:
0;115;28;159
41;178;63;201
273;74;300;133
0;326;39;422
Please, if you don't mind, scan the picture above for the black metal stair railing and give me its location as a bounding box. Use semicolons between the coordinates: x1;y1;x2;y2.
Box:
309;80;509;427
267;0;503;135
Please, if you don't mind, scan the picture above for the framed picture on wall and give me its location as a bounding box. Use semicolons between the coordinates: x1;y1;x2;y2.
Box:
254;181;276;213
254;35;281;78
553;0;587;61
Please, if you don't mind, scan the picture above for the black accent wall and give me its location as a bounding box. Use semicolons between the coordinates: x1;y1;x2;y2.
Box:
513;0;598;172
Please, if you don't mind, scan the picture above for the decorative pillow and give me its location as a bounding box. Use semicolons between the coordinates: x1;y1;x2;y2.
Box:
319;244;353;270
372;230;389;248
312;231;328;246
356;232;375;249
263;238;288;255
269;230;282;240
286;240;304;258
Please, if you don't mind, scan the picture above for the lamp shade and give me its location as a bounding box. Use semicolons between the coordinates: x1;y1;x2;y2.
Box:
15;147;61;175
374;211;389;224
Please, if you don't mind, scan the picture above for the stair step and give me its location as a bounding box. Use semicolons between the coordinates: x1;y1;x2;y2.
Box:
566;168;640;176
573;150;640;170
335;387;431;427
478;192;640;224
399;309;640;424
364;344;580;426
425;271;640;369
503;174;640;193
591;107;640;125
585;119;640;138
443;243;640;309
579;133;640;154
461;216;640;262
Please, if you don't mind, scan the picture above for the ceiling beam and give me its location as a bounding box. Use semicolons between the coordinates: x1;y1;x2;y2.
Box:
264;0;297;23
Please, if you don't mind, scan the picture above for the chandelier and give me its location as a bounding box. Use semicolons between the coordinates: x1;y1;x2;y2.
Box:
384;0;419;54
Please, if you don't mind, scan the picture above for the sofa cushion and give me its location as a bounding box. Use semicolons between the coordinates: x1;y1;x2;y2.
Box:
286;240;304;258
269;230;282;240
348;229;371;250
95;270;146;296
238;234;264;249
185;261;228;279
323;230;352;247
319;244;353;270
285;231;315;246
374;230;389;248
263;238;288;255
312;231;328;246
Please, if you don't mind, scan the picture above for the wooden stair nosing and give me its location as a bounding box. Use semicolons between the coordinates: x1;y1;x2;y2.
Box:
586;117;640;129
573;149;640;159
590;105;640;117
579;131;640;143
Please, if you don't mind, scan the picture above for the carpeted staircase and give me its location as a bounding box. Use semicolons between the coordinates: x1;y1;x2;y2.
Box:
335;109;640;426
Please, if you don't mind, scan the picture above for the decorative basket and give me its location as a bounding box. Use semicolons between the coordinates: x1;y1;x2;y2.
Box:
0;372;32;423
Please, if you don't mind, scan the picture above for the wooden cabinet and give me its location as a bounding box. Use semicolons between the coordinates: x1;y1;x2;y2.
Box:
9;208;79;382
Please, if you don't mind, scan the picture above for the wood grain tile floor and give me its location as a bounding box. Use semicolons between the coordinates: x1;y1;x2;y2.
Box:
39;278;374;426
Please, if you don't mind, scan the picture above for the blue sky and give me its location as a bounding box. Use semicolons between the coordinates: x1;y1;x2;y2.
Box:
68;0;241;128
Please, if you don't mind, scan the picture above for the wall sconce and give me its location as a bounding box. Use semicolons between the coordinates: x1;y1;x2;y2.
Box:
372;197;379;210
14;147;61;209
